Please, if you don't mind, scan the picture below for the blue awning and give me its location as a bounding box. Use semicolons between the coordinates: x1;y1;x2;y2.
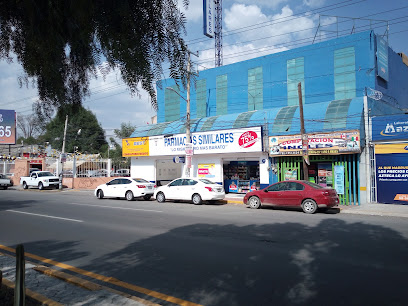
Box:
130;97;365;139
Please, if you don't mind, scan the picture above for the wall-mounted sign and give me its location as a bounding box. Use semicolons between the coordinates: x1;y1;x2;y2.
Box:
149;127;262;156
203;0;215;38
372;114;408;141
334;165;345;195
269;130;360;156
376;35;389;82
122;137;149;157
375;143;408;154
0;109;16;145
198;163;215;179
173;156;185;163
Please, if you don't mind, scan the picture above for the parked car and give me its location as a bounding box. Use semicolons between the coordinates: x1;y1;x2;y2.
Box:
0;174;12;189
113;169;130;177
243;180;339;214
95;177;156;201
20;171;60;190
154;178;225;205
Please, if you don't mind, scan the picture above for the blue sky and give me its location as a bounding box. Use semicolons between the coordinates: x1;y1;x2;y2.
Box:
0;0;407;139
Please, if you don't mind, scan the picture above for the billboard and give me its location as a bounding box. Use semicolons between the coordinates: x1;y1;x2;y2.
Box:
372;114;408;141
269;130;361;156
122;137;149;157
375;143;408;204
0;109;16;145
203;0;215;38
376;35;389;81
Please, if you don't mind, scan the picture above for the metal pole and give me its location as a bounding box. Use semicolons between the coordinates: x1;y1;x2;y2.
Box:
14;244;26;306
186;52;191;178
298;82;308;181
61;115;68;154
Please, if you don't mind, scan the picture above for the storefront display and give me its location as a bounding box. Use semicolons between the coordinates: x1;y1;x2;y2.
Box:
223;161;260;193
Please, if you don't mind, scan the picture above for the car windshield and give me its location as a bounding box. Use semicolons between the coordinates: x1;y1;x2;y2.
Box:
38;171;54;177
132;178;149;183
199;179;215;184
303;181;325;189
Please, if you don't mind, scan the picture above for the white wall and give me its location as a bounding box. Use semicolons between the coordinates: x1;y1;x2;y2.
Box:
131;157;156;182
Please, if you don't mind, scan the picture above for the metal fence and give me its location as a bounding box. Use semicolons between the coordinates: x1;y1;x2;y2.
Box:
0;161;15;176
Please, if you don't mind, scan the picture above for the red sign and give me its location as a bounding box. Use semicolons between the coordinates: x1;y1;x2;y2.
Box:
239;131;258;148
198;169;210;175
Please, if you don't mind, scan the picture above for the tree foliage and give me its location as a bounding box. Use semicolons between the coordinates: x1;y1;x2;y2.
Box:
17;114;43;139
114;122;137;140
0;0;189;115
43;105;107;153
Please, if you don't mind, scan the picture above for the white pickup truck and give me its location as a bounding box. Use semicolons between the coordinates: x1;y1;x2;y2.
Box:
0;174;12;189
20;171;60;190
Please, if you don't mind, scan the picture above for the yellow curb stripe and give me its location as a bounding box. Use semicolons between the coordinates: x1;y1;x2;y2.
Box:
0;244;202;306
2;278;63;306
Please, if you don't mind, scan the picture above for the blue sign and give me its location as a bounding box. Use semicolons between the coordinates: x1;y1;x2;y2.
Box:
0;109;16;145
372;114;408;141
376;35;389;81
203;0;215;38
376;153;408;204
173;156;185;163
334;165;344;195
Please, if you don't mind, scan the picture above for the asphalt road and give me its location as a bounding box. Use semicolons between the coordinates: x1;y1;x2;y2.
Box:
1;188;408;306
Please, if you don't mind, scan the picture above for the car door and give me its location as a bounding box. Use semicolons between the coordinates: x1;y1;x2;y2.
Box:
165;179;183;200
104;179;121;197
179;179;198;200
118;179;132;197
281;182;305;206
262;182;286;205
29;173;37;186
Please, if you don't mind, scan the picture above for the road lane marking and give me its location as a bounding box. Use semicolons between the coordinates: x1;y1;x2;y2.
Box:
6;210;83;222
68;202;163;213
0;244;203;306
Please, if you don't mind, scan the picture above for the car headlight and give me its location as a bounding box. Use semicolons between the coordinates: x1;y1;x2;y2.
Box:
44;179;49;183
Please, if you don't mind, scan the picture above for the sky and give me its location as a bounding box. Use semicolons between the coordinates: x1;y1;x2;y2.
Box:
0;0;407;140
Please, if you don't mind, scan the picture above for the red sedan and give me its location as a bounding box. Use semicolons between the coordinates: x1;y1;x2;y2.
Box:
243;180;339;214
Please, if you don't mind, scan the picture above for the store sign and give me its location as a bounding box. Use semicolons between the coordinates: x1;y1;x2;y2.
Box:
372;115;408;141
269;130;360;156
149;127;262;156
376;35;389;81
375;143;408;154
376;146;408;204
203;0;215;38
0;109;16;145
198;163;215;179
284;169;297;181
334;165;345;195
122;137;149;157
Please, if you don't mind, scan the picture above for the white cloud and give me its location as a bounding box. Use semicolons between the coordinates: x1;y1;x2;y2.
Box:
303;0;326;8
179;0;203;23
235;0;290;10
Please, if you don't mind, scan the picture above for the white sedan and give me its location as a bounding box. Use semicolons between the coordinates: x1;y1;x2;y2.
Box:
95;178;156;201
154;178;225;205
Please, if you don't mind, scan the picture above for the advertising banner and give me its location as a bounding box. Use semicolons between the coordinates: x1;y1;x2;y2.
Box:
198;163;216;179
372;114;408;141
375;147;408;204
269;130;360;156
0;109;16;145
149;127;262;156
122;137;149;157
203;0;215;38
376;35;389;81
334;165;345;195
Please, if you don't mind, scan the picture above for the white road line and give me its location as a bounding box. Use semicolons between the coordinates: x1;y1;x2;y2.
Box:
68;202;163;213
6;210;83;222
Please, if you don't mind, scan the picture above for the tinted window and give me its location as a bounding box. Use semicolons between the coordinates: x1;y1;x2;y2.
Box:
38;172;54;177
133;178;149;183
303;181;325;189
108;179;120;185
199;179;215;184
169;179;183;187
121;179;132;184
183;179;198;186
287;182;305;191
266;182;285;191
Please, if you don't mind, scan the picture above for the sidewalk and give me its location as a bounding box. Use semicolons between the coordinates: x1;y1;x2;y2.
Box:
224;193;408;218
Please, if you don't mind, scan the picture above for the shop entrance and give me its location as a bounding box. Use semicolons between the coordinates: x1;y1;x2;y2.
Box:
155;159;182;186
223;161;260;193
276;155;360;205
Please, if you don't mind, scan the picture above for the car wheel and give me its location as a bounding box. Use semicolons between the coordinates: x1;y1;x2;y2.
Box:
156;192;165;203
143;195;152;201
248;196;261;209
192;193;202;205
302;199;318;214
38;182;44;190
97;189;104;199
126;191;134;201
23;182;28;189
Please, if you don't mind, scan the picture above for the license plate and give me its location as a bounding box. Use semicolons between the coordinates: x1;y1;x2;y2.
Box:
148;186;152;189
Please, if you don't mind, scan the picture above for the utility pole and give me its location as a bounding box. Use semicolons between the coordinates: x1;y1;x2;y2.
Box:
59;115;68;189
298;82;309;181
185;50;198;177
62;115;68;154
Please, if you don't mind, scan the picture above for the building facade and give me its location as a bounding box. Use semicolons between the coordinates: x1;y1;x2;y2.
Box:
127;30;408;205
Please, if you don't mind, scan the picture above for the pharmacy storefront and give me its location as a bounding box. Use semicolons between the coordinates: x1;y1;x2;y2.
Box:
123;127;270;190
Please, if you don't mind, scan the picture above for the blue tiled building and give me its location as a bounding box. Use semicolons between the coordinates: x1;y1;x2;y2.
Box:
129;31;408;205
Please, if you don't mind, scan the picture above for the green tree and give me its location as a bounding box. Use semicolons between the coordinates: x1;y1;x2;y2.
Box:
43;105;107;153
0;0;189;115
114;122;137;139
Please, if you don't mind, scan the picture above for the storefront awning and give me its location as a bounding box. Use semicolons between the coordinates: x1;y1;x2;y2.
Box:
130;97;365;138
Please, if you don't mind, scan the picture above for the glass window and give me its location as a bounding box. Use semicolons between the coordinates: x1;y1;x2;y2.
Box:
334;47;356;100
304;181;325;189
196;79;207;118
169;179;183;187
287;182;305;191
165;86;181;122
108;179;120;185
133;178;150;183
216;74;228;115
287;57;305;106
267;182;286;191
248;67;263;111
121;179;132;184
38;172;53;177
199;179;215;184
272;106;298;133
183;179;198;185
